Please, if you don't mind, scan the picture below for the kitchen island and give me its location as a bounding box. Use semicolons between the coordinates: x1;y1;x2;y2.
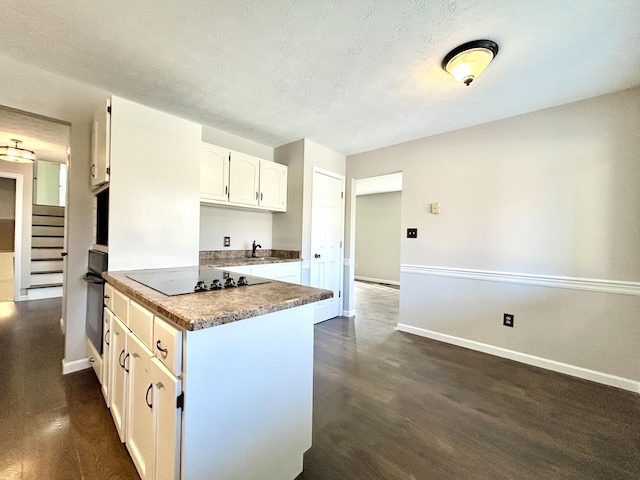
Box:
102;267;332;480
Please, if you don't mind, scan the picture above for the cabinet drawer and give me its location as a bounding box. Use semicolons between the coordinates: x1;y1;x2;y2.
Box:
129;301;154;350
104;283;114;311
154;317;183;376
112;288;129;323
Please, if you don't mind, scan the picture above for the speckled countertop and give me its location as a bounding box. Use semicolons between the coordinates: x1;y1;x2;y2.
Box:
198;249;302;268
103;266;331;332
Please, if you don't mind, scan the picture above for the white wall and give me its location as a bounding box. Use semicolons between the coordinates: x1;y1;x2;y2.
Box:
345;87;640;390
0;52;109;371
200;205;273;251
355;191;401;284
109;96;201;271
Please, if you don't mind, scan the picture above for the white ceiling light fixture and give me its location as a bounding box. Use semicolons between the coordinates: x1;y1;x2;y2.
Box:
0;139;36;163
442;40;499;86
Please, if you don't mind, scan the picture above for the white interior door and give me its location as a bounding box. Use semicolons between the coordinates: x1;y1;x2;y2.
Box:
310;169;344;323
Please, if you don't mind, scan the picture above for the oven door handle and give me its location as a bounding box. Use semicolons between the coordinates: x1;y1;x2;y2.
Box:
84;272;105;284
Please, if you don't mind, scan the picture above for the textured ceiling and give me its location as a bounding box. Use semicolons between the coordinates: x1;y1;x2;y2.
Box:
0;107;70;164
1;0;639;156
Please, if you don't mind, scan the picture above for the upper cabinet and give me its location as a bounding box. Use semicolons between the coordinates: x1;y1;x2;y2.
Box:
200;144;230;202
229;151;260;206
200;142;287;212
259;160;287;210
91;99;111;189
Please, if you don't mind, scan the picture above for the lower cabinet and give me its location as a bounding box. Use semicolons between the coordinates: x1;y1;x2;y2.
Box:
108;309;182;480
127;332;182;480
225;261;302;284
101;307;114;406
110;315;129;442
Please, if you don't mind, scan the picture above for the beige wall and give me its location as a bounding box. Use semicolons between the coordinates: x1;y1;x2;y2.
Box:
355;192;401;283
345;86;640;388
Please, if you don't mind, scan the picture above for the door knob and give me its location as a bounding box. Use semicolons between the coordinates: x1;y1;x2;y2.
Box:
314;253;321;259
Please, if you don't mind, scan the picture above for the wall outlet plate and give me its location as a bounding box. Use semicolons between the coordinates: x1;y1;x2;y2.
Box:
407;228;418;239
503;313;514;327
224;236;231;247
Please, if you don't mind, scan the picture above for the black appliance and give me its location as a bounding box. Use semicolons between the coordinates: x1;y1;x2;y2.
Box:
126;267;270;296
84;249;108;354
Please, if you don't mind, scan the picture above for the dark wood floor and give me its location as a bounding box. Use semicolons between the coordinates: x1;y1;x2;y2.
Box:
0;283;638;479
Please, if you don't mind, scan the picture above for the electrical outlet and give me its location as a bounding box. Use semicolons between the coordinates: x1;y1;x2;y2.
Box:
407;228;418;239
224;236;231;247
503;313;514;327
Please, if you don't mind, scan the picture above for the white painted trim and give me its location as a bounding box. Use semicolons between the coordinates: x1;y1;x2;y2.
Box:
62;357;92;375
301;260;311;270
396;323;640;393
0;171;23;302
342;309;355;317
401;265;640;296
355;275;400;286
343;258;351;266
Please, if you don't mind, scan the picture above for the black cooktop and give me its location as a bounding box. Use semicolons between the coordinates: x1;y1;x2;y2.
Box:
127;267;270;296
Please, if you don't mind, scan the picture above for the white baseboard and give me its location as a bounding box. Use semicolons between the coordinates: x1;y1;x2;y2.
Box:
355;276;400;286
342;309;355;317
396;323;640;394
62;357;92;375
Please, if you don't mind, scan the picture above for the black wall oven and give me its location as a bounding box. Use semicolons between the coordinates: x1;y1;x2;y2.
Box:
85;249;108;354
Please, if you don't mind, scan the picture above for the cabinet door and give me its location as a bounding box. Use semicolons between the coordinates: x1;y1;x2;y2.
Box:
200;143;230;202
102;307;113;406
153;357;182;480
259;161;287;211
229;151;260;206
127;333;156;480
91;98;111;188
110;316;129;442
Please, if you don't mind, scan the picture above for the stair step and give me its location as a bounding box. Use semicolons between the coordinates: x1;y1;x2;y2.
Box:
32;205;65;217
31;247;64;259
31;260;63;273
32;225;64;237
27;285;63;300
32;214;64;227
32;237;64;247
30;272;63;286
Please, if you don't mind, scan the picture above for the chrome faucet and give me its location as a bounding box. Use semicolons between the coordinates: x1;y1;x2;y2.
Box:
251;240;262;258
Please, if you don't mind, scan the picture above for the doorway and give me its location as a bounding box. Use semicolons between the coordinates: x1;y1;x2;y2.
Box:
351;172;402;310
0;105;70;301
0;175;19;302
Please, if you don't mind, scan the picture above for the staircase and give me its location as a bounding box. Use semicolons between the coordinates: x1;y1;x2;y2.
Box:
28;205;64;300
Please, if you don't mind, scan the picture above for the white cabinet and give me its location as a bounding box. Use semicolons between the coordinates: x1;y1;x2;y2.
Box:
199;142;287;212
259;160;287;210
105;286;182;480
152;357;182;480
91;98;111;189
127;332;156;480
200;144;230;202
229;151;260;206
102;307;114;406
225;261;302;284
110;315;129;442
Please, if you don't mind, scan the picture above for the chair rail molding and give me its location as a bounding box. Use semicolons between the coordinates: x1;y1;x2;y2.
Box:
401;265;640;297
